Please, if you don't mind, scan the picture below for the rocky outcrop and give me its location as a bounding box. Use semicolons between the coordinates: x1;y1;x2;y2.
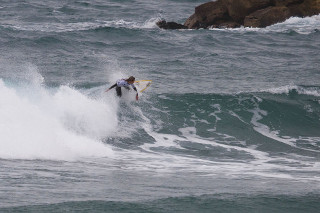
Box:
157;0;320;29
156;20;188;30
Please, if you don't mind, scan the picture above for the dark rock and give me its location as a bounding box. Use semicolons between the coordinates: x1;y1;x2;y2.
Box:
271;0;304;7
211;21;241;29
224;0;271;24
156;20;188;30
244;6;291;27
288;0;320;17
184;1;229;29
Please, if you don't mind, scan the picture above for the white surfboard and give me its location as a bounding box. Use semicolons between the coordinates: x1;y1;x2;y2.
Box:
134;80;152;93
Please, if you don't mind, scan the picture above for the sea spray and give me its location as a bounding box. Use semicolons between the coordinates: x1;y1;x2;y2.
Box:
0;79;117;160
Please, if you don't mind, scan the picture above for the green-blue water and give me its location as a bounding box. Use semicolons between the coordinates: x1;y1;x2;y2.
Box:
0;1;320;212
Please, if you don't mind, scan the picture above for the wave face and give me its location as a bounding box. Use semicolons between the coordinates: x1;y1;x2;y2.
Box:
0;0;320;211
146;89;320;156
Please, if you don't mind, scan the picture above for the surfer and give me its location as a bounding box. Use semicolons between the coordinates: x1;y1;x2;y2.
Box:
105;76;139;100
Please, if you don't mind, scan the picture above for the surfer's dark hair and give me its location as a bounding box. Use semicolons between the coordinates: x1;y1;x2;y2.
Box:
127;76;135;82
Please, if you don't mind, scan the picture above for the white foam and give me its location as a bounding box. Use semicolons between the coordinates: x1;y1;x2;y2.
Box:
1;21;100;32
262;85;298;94
262;85;320;97
209;14;320;34
178;126;271;161
1;17;160;32
269;15;320;34
127;104;186;150
228;110;248;124
142;17;161;29
0;79;117;161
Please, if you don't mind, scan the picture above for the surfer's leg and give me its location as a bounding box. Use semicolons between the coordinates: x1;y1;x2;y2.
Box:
116;86;122;97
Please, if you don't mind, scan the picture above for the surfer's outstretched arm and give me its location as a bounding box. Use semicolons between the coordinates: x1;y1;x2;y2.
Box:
105;83;117;92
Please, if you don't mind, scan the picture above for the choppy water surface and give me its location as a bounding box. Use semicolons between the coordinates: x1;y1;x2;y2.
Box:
0;1;320;212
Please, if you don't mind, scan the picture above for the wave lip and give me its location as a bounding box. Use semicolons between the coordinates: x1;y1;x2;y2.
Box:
260;85;320;97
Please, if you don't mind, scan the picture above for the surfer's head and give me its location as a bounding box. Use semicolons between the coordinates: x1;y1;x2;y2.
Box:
127;76;135;83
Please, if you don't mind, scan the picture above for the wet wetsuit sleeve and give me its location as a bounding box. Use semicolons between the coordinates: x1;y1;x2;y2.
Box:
109;83;117;89
131;84;137;92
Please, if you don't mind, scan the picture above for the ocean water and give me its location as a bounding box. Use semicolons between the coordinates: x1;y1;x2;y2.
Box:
0;0;320;212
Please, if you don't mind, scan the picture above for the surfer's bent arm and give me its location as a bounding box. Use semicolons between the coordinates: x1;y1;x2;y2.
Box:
131;84;137;93
131;84;139;100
